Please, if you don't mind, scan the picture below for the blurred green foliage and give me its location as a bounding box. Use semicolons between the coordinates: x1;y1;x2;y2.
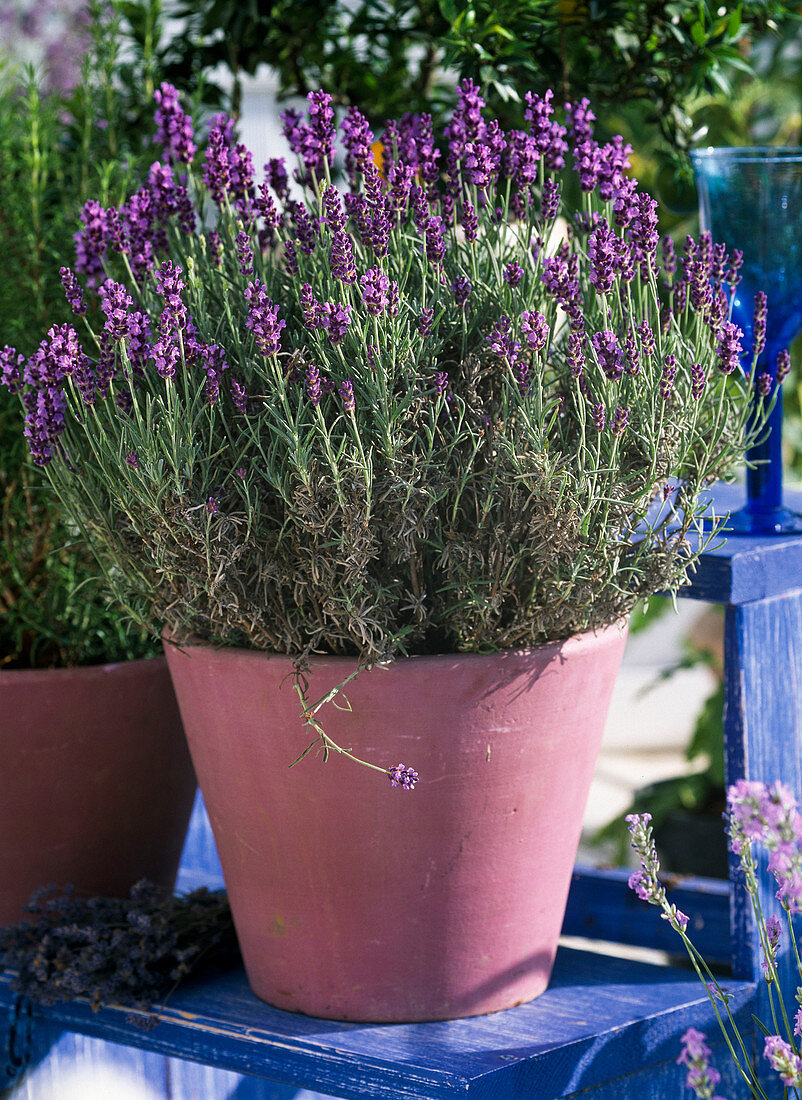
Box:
0;0;210;667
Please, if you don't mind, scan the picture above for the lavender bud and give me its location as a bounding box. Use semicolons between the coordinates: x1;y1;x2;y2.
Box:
339;377;355;413
777;348;791;383
387;763;419;790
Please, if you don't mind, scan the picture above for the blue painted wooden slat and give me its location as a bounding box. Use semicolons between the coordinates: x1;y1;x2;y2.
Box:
723;587;802;1096
679;483;802;605
563;866;731;963
0;951;756;1100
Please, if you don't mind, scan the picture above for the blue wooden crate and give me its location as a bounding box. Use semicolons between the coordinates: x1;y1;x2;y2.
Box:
4;481;802;1099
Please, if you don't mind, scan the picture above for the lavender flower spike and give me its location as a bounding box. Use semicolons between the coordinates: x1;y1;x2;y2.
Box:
244;281;286;357
388;763;419;790
153;82;196;165
676;1028;726;1100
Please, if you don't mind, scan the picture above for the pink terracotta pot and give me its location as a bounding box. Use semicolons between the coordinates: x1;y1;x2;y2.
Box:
0;655;197;926
164;622;627;1023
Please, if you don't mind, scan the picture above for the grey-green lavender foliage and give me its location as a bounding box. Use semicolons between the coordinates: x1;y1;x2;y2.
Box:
6;83;775;671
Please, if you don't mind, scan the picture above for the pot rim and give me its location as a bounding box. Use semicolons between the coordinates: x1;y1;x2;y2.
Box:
0;652;167;680
163;618;628;667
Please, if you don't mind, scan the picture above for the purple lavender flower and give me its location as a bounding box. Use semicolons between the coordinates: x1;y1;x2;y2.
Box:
573;139;601;194
236;230;253;275
522;310;548;351
360;266;390;315
753;291;768;358
339;377;355;413
409;184;430;233
25;324;86;387
125;450;139;468
757;372;772;397
711;241;727;284
151;335;180;380
0;345;23;393
305;361;322;406
611;406;629;436
597;136;632;202
425;216;446;267
592;330;623;380
676;1028;724;1099
203;121;232;206
565;98;595;146
387;763;419;790
341;104;374;182
727;249;744;290
244;281;286;356
154;261;187;333
590;401;605;431
764;1035;802;1088
461;200;478;242
638;322;656;359
434;370;449;396
588;220;618;295
524;89;567;170
452;276;472;309
777;349;792;383
612;177;638;229
320;302;353;345
418;308;434;337
630;192;659;278
503;261;524;288
661;235;677;280
264;158;288;203
330;230;357;284
60;267;86;316
283;239;299;276
387;280;400;318
691;363;706;401
487;316;519;364
230;378;248;413
568;332;585;377
283;91;335;181
626;812;690;934
660;354;677;401
153;82;196;164
301;283;323;330
541;178;560;221
761;913;783;977
322;186;347;234
542;247;579;307
255;182;279;234
23;384;66;466
727;780;802;912
463;141;495;190
717;322;744;375
98;279;134;341
206;496;219;515
74;199;109;285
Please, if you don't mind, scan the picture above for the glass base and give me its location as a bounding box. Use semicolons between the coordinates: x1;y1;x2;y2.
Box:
704;505;802;536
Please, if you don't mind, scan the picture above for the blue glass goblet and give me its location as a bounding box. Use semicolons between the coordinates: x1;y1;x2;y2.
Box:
690;147;802;534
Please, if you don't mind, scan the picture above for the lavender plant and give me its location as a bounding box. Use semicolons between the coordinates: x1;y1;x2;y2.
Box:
628;782;802;1099
0;81;780;757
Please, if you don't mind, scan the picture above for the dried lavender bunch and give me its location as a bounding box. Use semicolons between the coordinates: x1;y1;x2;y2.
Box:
3;83;777;672
0;882;237;1028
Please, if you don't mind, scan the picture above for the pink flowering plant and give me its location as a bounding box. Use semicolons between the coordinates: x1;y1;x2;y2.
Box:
0;81;779;775
628;781;802;1099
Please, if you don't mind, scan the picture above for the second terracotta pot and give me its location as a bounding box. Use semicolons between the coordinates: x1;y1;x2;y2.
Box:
0;655;197;926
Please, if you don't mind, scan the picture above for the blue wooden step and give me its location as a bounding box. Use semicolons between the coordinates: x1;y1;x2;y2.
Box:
0;950;755;1099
